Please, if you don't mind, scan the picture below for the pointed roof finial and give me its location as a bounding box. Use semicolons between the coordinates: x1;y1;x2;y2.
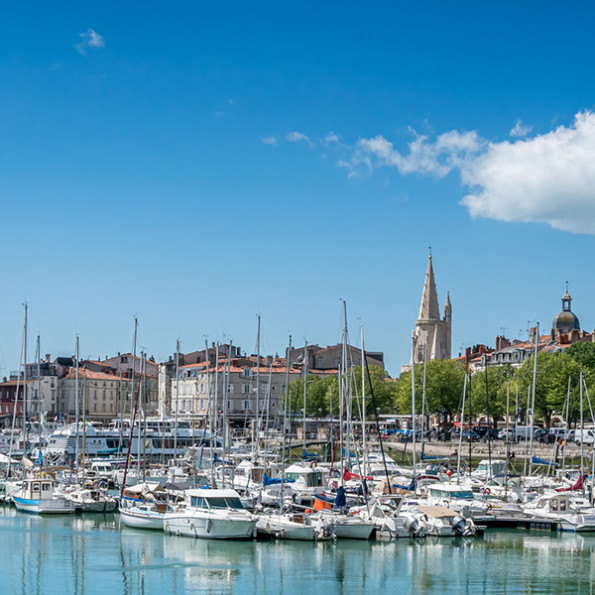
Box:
417;253;440;321
429;246;432;258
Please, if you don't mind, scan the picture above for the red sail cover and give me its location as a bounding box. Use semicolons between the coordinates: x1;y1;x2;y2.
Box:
343;467;374;481
555;474;584;492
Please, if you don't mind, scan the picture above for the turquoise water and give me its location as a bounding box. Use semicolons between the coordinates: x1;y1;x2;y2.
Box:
2;504;595;594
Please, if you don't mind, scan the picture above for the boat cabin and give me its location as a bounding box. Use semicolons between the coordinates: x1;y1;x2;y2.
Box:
187;488;245;510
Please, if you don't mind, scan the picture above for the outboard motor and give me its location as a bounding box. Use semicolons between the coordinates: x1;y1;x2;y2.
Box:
451;515;471;536
404;516;419;536
404;515;426;537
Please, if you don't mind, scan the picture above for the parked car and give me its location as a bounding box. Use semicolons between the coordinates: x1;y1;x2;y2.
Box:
548;428;573;442
575;429;595;445
498;428;515;440
536;429;553;444
461;430;480;442
475;426;493;440
514;426;541;441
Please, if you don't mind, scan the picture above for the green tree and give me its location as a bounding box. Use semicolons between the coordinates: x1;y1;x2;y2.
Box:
286;365;397;418
517;351;583;428
469;364;516;428
566;342;595;373
394;359;466;427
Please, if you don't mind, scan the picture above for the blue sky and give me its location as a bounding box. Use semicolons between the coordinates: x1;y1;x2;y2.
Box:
1;2;594;376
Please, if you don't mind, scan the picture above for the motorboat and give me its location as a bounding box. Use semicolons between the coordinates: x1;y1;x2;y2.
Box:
13;478;74;514
65;484;118;512
351;495;427;539
164;488;256;539
523;491;595;532
256;509;331;541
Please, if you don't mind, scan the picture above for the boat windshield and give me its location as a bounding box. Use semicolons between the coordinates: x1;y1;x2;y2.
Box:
191;495;244;510
430;488;473;499
207;497;244;510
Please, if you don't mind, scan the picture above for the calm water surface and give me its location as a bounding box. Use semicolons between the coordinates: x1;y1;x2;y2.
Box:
2;505;595;594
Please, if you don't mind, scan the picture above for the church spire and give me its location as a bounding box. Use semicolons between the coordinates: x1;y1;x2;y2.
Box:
417;253;440;322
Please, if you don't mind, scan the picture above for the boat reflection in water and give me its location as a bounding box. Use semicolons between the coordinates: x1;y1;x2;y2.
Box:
0;510;595;594
162;534;247;591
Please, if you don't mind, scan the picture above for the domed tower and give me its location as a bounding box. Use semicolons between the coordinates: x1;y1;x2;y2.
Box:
551;284;580;339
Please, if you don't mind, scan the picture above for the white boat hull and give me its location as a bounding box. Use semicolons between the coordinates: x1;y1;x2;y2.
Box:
256;515;327;541
13;496;74;515
119;508;164;530
330;521;375;540
165;512;256;540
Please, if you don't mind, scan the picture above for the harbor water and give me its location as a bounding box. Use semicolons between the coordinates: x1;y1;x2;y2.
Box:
3;505;595;594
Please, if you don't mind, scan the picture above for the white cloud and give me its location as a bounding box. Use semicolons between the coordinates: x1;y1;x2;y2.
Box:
336;110;595;234
261;136;277;146
286;131;311;144
510;120;533;137
323;132;340;144
346;129;484;178
461;111;595;234
75;29;105;55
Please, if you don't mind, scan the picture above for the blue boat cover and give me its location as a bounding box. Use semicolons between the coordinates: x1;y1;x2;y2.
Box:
263;473;294;486
531;456;558;467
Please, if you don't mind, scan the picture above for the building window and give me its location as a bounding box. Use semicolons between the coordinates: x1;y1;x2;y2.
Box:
242;384;251;394
242;400;252;411
200;383;205;393
227;400;233;410
243;368;252;378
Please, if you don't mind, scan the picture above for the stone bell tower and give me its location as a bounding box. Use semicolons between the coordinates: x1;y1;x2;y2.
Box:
412;253;451;364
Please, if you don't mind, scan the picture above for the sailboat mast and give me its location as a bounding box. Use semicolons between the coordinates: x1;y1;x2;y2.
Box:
74;335;79;469
456;372;467;484
562;376;571;472
205;339;215;485
130;317;138;426
505;380;510;499
360;324;367;476
420;341;428;457
140;352;147;482
302;340;308;457
528;322;539;477
580;369;584;474
22;303;28;456
484;352;493;480
410;332;417;476
254;315;261;454
82;374;86;482
280;335;292;513
36;335;42;458
342;301;351;475
174;338;180;461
